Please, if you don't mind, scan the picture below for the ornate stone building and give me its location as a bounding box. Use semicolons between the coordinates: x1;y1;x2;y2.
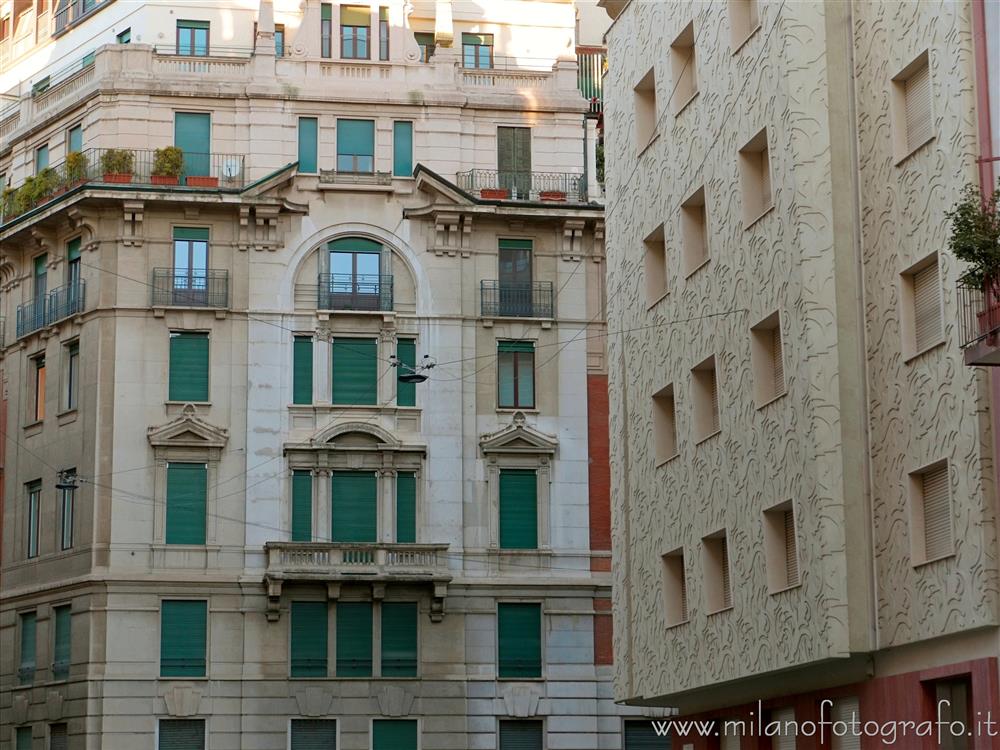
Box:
604;0;1000;744
0;1;647;748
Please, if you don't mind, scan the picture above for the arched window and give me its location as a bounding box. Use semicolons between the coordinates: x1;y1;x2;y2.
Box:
320;237;392;311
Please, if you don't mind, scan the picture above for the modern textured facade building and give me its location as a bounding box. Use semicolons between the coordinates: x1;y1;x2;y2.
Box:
0;1;653;748
604;0;1000;745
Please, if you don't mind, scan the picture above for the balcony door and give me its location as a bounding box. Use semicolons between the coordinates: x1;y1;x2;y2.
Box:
174;112;211;180
173;229;209;305
497;126;531;199
327;238;382;311
498;239;533;317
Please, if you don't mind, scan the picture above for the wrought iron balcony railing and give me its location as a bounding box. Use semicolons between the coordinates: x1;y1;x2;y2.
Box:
480;280;554;319
958;280;1000;350
318;273;393;312
577;48;606;115
16;280;86;339
151;269;229;308
456;169;587;203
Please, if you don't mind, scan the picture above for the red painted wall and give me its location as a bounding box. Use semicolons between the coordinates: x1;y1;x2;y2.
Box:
593;597;613;665
587;374;611;572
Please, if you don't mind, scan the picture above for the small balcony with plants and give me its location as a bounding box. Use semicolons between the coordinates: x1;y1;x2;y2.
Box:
16;279;86;339
457;169;588;203
953;183;1000;366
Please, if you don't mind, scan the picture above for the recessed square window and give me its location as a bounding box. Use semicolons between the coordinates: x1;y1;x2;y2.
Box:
750;311;785;406
891;51;933;163
763;501;799;593
739;128;773;226
644;224;667;304
691;355;720;442
702;531;732;614
669;21;697;114
728;0;759;51
900;254;942;359
634;67;657;152
909;460;953;565
652;384;678;463
661;548;688;626
681;187;709;275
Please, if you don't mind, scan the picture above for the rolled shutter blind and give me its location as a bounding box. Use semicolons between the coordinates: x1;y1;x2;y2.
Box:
173;227;210;241
783;510;798;587
337;119;375;157
720;536;732;609
341;5;369;25
67;238;81;261
922;464;951;560
395;472;416;543
331;471;377;542
905;61;932;151
291;471;313;542
380;602;418;676
497;603;541;678
771;708;795;750
53;605;71;678
332;338;377;404
499;720;543;750
623;720;665;749
15;728;32;750
160;601;206;677
293;336;314;405
321;3;331;20
913;262;941;352
373;720;418;750
393;121;413;177
396;338;416;407
336;602;373;676
290;719;337;750
679;560;688;621
158;720;206;750
49;725;68;750
169;332;209;402
709;367;720;432
760;148;772;206
290;601;328;677
499;469;537;549
771;326;784;397
298;118;318;174
832;698;861;750
165;462;207;545
20;613;37;673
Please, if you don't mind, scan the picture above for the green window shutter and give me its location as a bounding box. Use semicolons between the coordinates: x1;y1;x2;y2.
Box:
293;336;314;404
52;605;71;680
498;239;534;252
290;720;337;750
380;602;417;677
497;603;541;678
173;227;210;241
499;721;543;750
174;112;211;177
340;5;369;25
395;472;416;544
165;462;207;545
169;332;209;402
36;145;49;172
373;720;417;750
462;33;492;45
15;727;32;750
623;721;665;749
499;469;537;549
66;238;81;261
337;119;375;157
331;338;377;404
19;613;37;682
335;601;372;677
298;118;318;174
392;121;413;177
290;601;328;677
179;19;210;28
395;338;416;407
160;601;207;677
68;125;82;152
291;471;313;542
158;720;206;750
321;3;332;20
331;471;377;542
329;237;383;253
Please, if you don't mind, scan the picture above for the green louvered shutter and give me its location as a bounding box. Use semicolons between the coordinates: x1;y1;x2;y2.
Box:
48;724;67;750
332;338;377;404
290;601;328;677
373;720;417;750
19;612;36;683
337;119;375;172
15;727;32;750
336;602;372;676
160;601;207;677
291;471;313;542
396;338;416;407
500;721;543;750
68;125;83;152
290;719;337;750
174;112;211;178
158;720;206;750
67;238;81;261
165;462;207;545
52;605;71;680
624;720;666;749
380;602;417;676
497;603;541;678
499;469;537;549
331;471;377;542
169;332;209;402
392;121;413;177
293;336;314;404
395;472;416;543
298;118;318;174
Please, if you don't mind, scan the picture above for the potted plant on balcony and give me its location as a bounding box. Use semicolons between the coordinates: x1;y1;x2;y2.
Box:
100;148;134;183
539;190;567;202
480;187;510;199
186;171;219;188
63;151;89;188
30;167;60;203
0;186;15;218
151;146;183;186
948;182;1000;336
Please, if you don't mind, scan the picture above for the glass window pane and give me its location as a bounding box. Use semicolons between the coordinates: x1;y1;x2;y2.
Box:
517;353;534;407
498;352;515;407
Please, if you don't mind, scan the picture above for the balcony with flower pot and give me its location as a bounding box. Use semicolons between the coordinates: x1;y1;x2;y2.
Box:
456;169;588;203
951;183;1000;366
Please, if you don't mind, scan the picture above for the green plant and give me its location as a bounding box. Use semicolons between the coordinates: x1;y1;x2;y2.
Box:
948;182;1000;289
31;167;60;200
1;186;16;217
152;146;184;178
64;151;89;183
13;177;37;214
100;148;134;175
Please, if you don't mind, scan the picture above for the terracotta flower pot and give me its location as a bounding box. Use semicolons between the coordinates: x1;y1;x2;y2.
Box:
186;175;219;188
480;188;510;199
539;190;567;202
103;173;133;184
151;175;180;186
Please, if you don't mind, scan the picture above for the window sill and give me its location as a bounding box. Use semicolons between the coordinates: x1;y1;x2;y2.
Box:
496;407;539;414
291;675;421;681
707;605;733;617
655;452;680;468
158;676;209;681
768;581;802;596
165;400;211;406
913;551;955;569
684;256;711;279
743;203;775;230
731;24;761;55
664;619;689;630
57;408;78;425
636;131;660;158
695;429;721;446
23;420;44;436
497;676;545;682
646;290;669;310
672;89;699;117
894;134;935;166
903;338;946;364
755;390;787;410
489;547;553;556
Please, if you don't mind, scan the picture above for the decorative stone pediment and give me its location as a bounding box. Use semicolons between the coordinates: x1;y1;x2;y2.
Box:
480;412;558;456
313;421;402;449
377;686;415;717
147;404;229;456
